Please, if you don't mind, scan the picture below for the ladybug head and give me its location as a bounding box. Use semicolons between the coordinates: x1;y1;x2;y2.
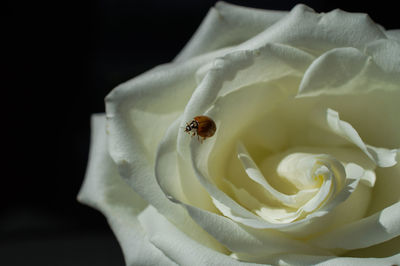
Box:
185;125;192;132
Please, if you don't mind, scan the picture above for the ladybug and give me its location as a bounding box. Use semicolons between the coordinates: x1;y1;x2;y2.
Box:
184;115;216;142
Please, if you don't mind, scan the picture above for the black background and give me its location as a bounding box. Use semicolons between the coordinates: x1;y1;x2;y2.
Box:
2;1;399;265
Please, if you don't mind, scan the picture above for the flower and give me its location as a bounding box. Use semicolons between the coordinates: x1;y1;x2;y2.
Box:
78;2;400;265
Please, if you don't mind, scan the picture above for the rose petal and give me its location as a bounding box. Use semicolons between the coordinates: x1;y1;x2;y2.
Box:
345;235;400;258
298;48;372;96
194;41;314;85
325;108;398;167
179;4;386;64
154;117;187;203
236;143;320;209
265;253;400;266
106;209;177;266
385;29;400;42
175;2;287;62
367;163;400;215
78;114;174;266
310;201;400;250
182;202;331;257
224;179;304;224
298;47;400;97
155;116;216;212
239;5;385;55
138;206;262;266
365;39;400;74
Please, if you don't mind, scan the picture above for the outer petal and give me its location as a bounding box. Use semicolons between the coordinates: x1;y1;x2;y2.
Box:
344;235;400;258
265;253;400;266
298;47;400;97
365;39;400;74
309;201;400;251
175;1;287;62
238;5;386;55
77;114;175;266
386;29;400;42
179;3;388;62
138;206;260;266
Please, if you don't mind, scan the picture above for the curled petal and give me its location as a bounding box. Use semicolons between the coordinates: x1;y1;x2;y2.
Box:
325;108;398;167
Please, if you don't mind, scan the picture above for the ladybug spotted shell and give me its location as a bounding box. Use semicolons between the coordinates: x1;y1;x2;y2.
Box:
193;116;216;138
184;115;216;140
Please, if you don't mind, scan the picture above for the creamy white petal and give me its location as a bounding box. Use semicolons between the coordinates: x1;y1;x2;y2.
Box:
154;117;187;203
239;5;386;55
298;48;372;96
325;108;398;167
107;209;177;266
78;114;175;266
265;253;400;266
310;201;400;250
138;206;262;266
364;39;400;74
237;143;323;209
225;178;305;224
182;202;331;257
367;162;400;215
155;115;217;212
175;1;287;62
386;29;400;42
179;4;387;64
345;235;400;258
298;47;400;97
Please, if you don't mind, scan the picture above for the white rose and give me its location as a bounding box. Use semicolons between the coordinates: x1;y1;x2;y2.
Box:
78;2;400;265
